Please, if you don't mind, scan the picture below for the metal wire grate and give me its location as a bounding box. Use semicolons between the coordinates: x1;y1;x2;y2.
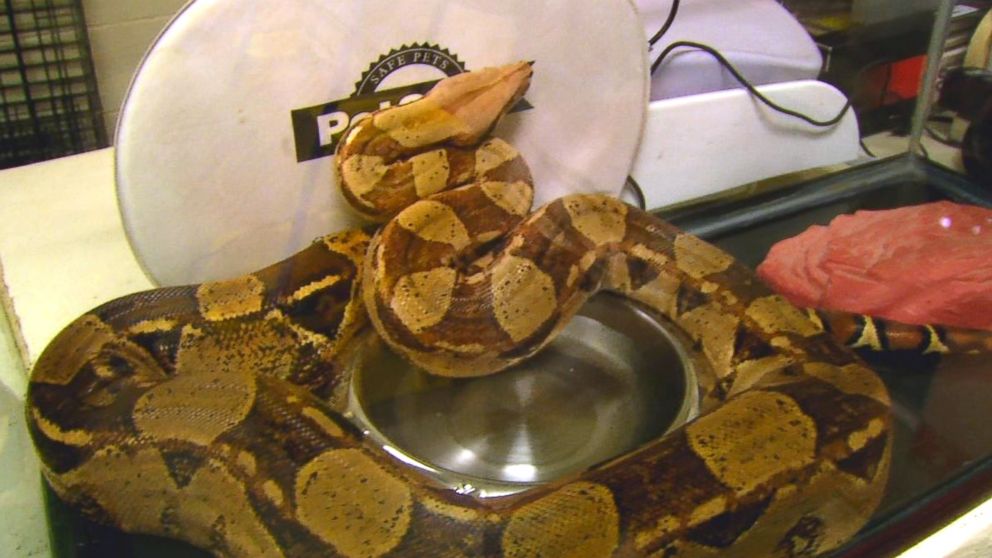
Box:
0;0;106;169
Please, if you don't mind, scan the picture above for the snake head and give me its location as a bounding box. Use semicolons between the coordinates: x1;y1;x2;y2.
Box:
427;61;533;146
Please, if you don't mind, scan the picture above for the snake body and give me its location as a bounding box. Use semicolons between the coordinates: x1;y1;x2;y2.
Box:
28;62;896;557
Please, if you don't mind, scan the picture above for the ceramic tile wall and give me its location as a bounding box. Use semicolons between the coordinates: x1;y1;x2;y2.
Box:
82;0;187;140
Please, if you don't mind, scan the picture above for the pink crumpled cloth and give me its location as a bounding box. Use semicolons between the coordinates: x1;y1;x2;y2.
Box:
756;200;992;331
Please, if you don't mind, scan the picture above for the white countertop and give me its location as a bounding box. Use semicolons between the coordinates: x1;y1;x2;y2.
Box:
0;148;154;372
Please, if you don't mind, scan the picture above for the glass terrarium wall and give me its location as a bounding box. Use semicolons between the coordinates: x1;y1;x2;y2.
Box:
920;0;992;183
778;0;991;181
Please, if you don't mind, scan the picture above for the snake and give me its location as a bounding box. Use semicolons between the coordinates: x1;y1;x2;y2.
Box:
30;61;943;558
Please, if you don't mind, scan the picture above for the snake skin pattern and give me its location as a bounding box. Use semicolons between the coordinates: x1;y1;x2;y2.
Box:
27;62;895;557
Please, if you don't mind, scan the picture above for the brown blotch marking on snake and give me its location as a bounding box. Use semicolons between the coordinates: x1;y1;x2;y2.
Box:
627;242;670;267
605;254;633;292
624;243;669;290
835;430;890;480
126;324;185;374
389;267;457;334
235;450;256;476
846;416;886;454
83;286;168;328
407;181;528;250
684;494;774;549
678;303;741;378
848;318;933;353
745;296;823;338
282;279;360;343
497;308;562;361
390;497;490;557
299;406;345;439
673;233;735;279
505;208;590;296
772;376;890;472
726;355;797;398
339;154;389;201
126;318;177;335
624;256;655;291
433;339;488;356
395;199;471;249
410;149;451;198
418;495;483;523
176;457;286;557
480;180;533;217
777;515;826;557
802;362;890;406
132;364;257;447
685;390;817;496
321;229;371;264
502;481;619;558
634;514;681;554
190;319;300;379
755;449;889;557
475;137;521;175
294;448;411;558
688;494;730;528
131;321;301;446
197;275;266;321
250;232;363;298
90;333;172;387
733;325;778;362
490;254;557;343
160;447;208;488
381;277;508;352
563;195;627;246
60;447;283;557
31;315;117;385
363;281;432;353
676;283;710;315
30;407;92;446
576;256;608;294
274;309;331;350
628;267;682;317
287;274;343;304
261;479;286;508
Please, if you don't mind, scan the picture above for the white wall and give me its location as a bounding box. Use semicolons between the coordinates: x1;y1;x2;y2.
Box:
82;0;187;140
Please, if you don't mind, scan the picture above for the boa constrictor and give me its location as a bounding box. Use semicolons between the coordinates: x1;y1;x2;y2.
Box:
29;62;897;557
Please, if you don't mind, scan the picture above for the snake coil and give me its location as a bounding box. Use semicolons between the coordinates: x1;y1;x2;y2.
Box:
27;62;892;557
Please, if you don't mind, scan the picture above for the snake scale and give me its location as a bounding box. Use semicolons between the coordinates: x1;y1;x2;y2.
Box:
29;62;913;557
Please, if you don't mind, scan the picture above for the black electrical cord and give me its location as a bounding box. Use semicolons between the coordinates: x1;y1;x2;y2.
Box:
623;175;647;210
647;0;680;47
652;40;854;128
859;138;876;158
